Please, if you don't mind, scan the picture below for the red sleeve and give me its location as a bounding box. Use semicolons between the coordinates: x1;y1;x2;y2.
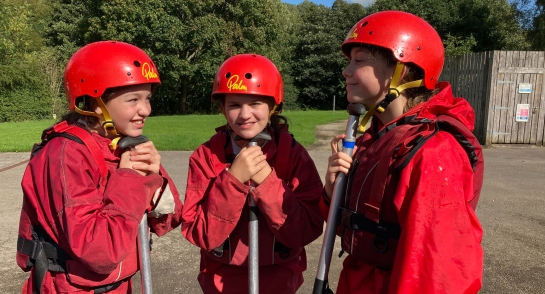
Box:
388;131;483;293
44;139;164;274
318;189;331;220
251;142;324;248
181;145;250;249
148;165;183;237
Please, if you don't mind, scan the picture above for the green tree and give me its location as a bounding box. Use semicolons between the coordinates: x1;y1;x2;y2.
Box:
292;0;366;110
369;0;530;55
44;0;292;115
527;0;545;49
0;0;52;122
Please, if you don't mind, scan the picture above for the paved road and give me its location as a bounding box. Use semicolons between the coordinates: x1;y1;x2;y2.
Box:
1;146;544;293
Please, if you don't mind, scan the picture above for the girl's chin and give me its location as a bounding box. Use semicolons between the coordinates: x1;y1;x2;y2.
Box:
347;96;378;106
232;128;261;140
347;97;365;104
118;129;143;138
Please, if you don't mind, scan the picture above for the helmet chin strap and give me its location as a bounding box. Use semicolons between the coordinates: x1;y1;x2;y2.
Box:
74;97;122;150
358;62;424;132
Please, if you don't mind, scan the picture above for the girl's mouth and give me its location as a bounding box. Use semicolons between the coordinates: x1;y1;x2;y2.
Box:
132;119;145;127
238;122;255;129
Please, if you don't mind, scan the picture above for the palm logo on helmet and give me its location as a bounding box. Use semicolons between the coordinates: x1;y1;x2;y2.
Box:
64;41;161;140
212;54;284;113
341;11;444;130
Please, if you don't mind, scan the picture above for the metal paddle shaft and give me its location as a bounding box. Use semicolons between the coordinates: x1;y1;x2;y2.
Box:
118;135;153;294
137;214;153;294
313;103;366;294
244;132;272;294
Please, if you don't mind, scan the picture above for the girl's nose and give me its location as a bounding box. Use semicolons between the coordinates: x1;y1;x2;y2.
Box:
239;104;252;118
138;101;152;117
342;64;353;78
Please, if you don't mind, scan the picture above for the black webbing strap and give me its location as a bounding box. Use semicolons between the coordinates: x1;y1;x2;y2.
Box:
18;224;72;294
18;235;127;293
18;235;59;294
93;279;125;294
338;207;401;240
31;133;83;159
213;240;291;259
17;236;71;268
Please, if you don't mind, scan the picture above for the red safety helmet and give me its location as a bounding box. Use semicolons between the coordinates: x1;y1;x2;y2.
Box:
64;41;161;110
212;54;283;105
341;11;444;90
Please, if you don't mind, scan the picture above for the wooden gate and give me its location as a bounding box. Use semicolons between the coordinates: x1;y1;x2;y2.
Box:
442;51;545;146
487;51;544;145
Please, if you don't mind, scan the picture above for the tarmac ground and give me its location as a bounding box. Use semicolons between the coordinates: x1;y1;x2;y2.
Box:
0;123;544;293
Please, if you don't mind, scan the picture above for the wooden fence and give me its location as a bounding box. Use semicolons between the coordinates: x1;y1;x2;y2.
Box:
441;51;545;146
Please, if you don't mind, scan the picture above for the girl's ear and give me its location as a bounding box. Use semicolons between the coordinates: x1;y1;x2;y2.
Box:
91;99;103;115
400;64;408;81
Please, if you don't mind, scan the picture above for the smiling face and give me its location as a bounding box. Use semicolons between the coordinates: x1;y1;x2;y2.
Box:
343;46;396;106
97;83;152;137
223;94;272;142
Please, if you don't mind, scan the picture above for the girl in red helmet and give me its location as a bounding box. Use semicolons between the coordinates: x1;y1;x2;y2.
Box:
181;54;324;294
16;41;183;293
320;11;484;293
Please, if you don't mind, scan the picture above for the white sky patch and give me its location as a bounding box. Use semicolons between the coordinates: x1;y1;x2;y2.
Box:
348;0;377;7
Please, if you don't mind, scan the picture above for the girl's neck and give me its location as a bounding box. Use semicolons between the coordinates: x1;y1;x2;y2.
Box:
228;129;269;148
375;94;408;126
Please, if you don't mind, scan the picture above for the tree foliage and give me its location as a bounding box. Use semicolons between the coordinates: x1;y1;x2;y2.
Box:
517;0;545;50
0;0;540;121
292;0;366;110
0;0;52;122
370;0;530;56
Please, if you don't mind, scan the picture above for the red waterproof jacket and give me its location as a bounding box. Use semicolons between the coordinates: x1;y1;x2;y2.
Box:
182;127;324;294
320;82;484;294
17;128;183;293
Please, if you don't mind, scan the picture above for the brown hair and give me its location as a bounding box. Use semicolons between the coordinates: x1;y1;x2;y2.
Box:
60;88;119;128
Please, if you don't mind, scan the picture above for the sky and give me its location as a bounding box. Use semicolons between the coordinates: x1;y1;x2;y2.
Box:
282;0;377;7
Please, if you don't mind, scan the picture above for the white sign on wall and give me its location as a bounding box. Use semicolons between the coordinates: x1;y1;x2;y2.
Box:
518;83;532;94
516;104;530;122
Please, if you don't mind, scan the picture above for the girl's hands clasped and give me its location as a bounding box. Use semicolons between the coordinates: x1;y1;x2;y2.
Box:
324;134;357;199
228;145;271;185
119;141;161;176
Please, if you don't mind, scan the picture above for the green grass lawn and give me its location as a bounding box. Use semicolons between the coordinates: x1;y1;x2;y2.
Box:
0;110;348;152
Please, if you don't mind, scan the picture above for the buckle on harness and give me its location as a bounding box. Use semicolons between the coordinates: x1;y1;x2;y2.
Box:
373;236;388;253
17;236;42;260
212;247;224;257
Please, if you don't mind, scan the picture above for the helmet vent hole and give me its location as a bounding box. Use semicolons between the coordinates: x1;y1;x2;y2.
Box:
226;72;231;78
245;73;252;79
134;61;141;67
361;21;368;27
80;79;84;83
